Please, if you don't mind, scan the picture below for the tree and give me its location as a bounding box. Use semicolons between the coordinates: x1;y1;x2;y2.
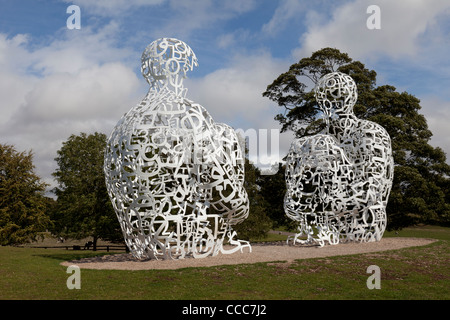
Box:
0;144;50;245
258;163;292;229
234;159;273;240
52;132;122;249
263;47;450;229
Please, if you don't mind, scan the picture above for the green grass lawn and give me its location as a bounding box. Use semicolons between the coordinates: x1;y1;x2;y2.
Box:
1;225;448;300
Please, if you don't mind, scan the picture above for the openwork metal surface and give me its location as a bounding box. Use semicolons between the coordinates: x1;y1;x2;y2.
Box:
104;38;250;260
284;72;394;246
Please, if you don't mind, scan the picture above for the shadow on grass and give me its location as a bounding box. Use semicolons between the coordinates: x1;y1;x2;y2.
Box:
33;251;116;262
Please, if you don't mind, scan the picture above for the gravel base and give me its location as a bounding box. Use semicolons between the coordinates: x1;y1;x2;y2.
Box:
60;237;435;270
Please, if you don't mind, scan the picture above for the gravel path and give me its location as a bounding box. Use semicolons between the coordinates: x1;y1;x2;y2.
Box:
60;237;435;270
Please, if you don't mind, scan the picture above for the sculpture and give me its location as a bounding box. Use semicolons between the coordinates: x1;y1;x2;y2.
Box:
104;38;250;260
284;72;394;247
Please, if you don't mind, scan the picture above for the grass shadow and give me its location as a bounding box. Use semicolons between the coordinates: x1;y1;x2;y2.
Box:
33;251;117;262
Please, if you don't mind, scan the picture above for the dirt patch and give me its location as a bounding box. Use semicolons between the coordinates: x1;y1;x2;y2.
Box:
60;237;436;271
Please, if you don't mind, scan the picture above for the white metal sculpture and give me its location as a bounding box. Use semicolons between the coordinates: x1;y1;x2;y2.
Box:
104;38;250;260
284;72;394;247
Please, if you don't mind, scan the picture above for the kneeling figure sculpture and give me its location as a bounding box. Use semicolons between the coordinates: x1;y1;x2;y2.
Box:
104;38;250;260
284;72;394;246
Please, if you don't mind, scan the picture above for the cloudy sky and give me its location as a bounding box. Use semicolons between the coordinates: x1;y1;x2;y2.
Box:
1;0;449;193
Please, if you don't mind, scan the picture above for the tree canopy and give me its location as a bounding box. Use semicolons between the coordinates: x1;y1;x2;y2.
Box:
234;159;273;240
52;132;122;248
263;47;450;229
0;144;50;245
258;163;292;229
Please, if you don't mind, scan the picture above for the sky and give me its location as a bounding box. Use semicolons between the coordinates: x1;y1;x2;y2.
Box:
1;0;449;194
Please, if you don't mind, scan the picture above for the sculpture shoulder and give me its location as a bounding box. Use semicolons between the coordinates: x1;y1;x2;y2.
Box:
183;99;214;118
357;119;389;135
356;119;392;146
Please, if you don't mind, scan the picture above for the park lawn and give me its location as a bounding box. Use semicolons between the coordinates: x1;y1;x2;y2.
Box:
0;225;448;300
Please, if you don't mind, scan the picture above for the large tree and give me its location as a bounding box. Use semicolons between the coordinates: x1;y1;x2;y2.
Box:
234;159;273;240
0;144;50;245
257;163;292;229
52;132;122;249
263;48;450;229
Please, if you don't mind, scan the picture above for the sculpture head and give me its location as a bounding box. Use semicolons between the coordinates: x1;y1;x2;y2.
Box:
141;38;198;90
314;72;357;117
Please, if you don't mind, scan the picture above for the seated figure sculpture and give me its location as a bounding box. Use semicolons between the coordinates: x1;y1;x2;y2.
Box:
104;38;250;260
284;72;394;246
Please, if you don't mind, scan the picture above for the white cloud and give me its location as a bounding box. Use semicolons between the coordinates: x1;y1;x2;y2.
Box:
0;35;39;127
217;33;235;49
30;23;131;75
0;34;31;73
262;0;307;36
61;0;165;16
185;51;294;168
0;27;145;192
420;97;450;160
141;0;257;41
185;52;286;125
295;0;450;61
12;62;140;123
216;29;251;50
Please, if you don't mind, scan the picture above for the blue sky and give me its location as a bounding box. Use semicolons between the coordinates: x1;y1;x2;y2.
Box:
1;0;449;191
